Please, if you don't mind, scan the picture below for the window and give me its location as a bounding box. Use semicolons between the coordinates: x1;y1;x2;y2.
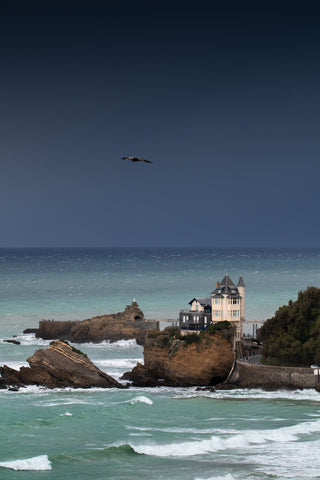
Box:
228;298;239;305
204;317;207;324
214;298;221;305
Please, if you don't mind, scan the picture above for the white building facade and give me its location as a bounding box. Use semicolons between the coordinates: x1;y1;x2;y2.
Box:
211;274;245;339
179;274;245;338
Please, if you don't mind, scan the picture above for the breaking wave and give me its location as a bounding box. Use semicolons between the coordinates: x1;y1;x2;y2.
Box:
82;339;139;349
129;396;153;405
194;476;236;480
94;358;142;368
129;418;320;457
173;387;320;402
0;454;51;471
9;334;51;346
113;395;153;406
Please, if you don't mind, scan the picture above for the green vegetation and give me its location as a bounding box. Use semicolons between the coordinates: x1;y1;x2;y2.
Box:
206;321;232;335
161;336;170;346
259;287;320;366
53;339;88;358
147;329;162;338
148;323;235;349
164;327;181;338
183;333;201;345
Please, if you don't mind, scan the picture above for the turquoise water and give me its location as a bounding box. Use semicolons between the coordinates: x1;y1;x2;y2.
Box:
1;247;320;479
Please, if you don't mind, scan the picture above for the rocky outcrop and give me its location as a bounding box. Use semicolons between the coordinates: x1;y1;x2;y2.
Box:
32;302;159;345
122;328;234;387
0;341;124;389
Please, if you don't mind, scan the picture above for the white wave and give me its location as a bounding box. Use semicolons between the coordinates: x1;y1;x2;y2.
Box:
0;361;28;370
14;334;51;346
194;475;236;480
246;438;320;478
127;425;239;435
0;454;51;471
173;388;320;402
112;395;154;406
59;412;72;416
131;418;320;457
130;395;153;405
101;369;130;380
81;339;139;349
36;399;105;407
94;358;142;368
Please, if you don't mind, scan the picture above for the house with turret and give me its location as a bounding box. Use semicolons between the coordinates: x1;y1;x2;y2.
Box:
179;274;245;339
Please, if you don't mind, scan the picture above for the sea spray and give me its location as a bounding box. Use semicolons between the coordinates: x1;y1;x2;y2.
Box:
0;455;52;471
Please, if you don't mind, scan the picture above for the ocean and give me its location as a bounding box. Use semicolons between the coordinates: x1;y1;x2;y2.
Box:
1;247;320;479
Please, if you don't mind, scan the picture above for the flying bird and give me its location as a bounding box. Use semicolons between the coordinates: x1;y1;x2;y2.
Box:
122;156;152;164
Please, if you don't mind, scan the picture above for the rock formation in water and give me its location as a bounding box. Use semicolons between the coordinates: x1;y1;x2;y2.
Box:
0;340;124;389
28;302;159;345
122;327;234;387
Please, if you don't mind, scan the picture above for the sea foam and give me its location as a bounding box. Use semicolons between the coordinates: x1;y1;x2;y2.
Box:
131;418;320;457
82;339;139;349
130;396;153;405
194;475;236;480
0;454;51;471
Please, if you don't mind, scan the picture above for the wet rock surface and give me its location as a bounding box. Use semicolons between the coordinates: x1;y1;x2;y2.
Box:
0;340;125;389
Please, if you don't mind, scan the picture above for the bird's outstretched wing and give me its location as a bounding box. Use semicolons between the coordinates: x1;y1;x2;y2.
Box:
122;156;152;164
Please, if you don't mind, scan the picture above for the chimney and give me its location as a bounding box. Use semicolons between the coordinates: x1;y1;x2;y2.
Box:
215;281;219;289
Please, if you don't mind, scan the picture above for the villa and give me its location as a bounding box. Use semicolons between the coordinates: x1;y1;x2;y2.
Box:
179;274;245;339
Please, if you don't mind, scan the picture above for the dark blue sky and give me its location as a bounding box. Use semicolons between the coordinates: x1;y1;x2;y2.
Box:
1;0;320;247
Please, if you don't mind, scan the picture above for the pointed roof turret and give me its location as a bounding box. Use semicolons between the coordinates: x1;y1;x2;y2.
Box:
237;275;245;287
220;273;236;288
211;274;240;297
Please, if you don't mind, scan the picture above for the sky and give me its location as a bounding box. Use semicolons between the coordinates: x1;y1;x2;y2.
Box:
1;0;320;248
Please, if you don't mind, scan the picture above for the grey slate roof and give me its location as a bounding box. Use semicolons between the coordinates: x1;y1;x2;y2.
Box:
211;274;242;297
188;297;211;306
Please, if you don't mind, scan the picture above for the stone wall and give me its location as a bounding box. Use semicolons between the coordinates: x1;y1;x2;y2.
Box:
228;360;320;389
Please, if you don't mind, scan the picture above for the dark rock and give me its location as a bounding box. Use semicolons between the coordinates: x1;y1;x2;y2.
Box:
23;328;39;335
33;302;159;345
0;341;125;389
122;363;161;387
4;339;21;345
195;386;216;392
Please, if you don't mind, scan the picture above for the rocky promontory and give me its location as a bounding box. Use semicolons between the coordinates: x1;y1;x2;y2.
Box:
0;340;124;389
30;302;159;345
122;326;234;387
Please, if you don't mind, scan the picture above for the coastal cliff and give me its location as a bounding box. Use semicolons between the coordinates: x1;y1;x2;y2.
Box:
122;327;234;387
0;340;124;389
32;302;159;345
